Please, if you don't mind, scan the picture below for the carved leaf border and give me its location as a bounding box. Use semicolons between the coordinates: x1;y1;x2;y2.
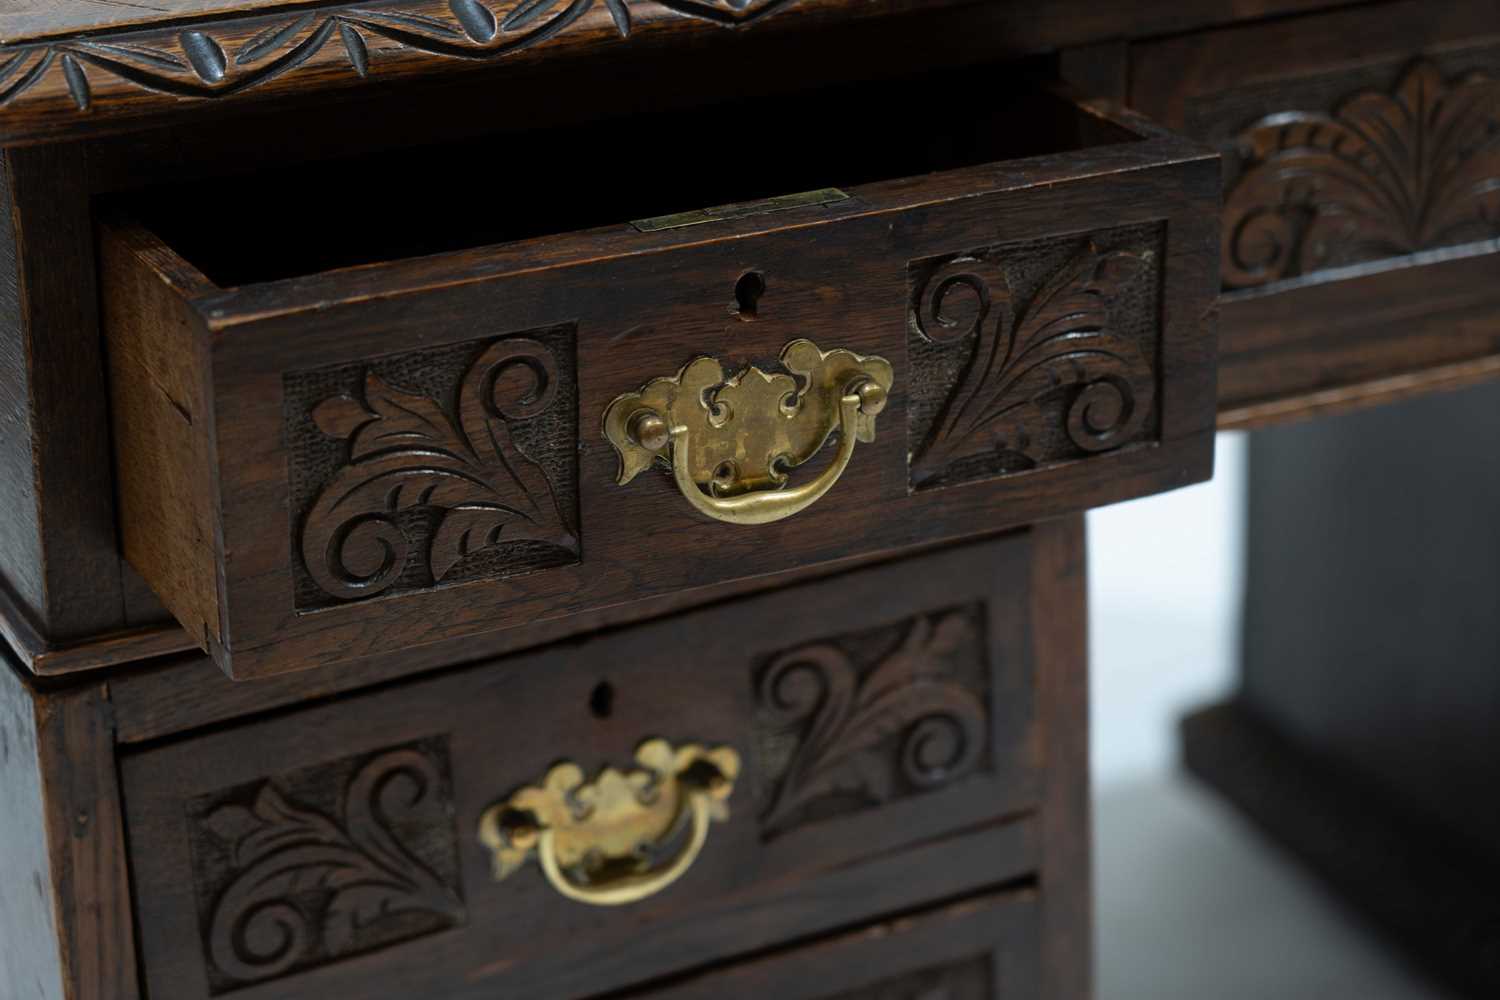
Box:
198;747;465;988
1221;59;1500;289
299;335;579;603
0;0;799;111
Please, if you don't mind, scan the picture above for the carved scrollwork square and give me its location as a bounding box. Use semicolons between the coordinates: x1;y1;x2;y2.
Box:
753;605;991;840
905;223;1164;492
285;327;581;610
185;738;465;993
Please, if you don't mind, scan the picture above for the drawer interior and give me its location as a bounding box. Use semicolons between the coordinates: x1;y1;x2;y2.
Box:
121;62;1139;287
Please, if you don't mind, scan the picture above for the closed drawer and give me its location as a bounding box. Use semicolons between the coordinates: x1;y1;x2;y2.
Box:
119;532;1074;999
1130;0;1500;425
621;890;1039;1000
101;64;1217;678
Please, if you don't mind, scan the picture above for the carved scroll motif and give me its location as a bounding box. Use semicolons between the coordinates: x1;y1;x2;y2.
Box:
907;241;1158;491
755;609;989;839
298;335;579;604
192;745;464;992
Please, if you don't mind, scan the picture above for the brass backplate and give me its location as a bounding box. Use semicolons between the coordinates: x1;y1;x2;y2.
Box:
602;338;893;496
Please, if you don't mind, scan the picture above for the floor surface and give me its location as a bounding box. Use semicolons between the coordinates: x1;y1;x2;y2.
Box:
1095;775;1453;1000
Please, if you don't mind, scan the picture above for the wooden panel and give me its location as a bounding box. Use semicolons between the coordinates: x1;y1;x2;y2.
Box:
1130;0;1500;423
120;537;1048;999
0;663;65;1000
0;0;1371;146
100;216;225;653
101;81;1216;677
1217;247;1500;420
0;662;140;1000
1033;514;1091;1000
0;147;129;643
619;890;1039;999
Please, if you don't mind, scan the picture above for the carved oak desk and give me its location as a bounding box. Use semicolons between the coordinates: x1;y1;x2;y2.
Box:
0;2;1492;999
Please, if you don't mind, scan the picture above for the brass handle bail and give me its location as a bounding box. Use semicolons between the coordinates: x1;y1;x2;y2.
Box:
477;740;740;907
603;339;894;525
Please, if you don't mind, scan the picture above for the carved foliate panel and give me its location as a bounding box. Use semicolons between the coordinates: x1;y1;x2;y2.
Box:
825;956;992;1000
1191;55;1500;289
186;739;465;994
906;224;1164;492
753;605;990;839
286;328;580;610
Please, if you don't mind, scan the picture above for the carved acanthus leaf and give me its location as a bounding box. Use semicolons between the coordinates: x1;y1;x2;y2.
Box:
1222;60;1500;288
908;245;1155;489
200;748;463;990
757;612;987;838
300;336;578;602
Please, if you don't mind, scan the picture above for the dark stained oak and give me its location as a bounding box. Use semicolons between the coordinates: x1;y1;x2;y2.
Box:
0;661;139;1000
117;530;1082;1000
617;890;1041;1000
1129;0;1500;425
0;0;1371;146
0;147;132;643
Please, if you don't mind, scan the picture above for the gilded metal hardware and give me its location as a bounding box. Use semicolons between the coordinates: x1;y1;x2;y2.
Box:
477;740;740;907
602;339;893;525
632;188;850;232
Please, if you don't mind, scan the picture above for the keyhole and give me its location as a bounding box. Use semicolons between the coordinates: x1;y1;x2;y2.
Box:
734;270;766;320
589;681;615;720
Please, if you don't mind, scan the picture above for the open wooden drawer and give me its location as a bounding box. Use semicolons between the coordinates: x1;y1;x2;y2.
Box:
100;64;1218;678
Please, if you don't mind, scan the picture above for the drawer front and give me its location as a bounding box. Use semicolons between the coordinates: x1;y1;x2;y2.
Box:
120;535;1062;1000
1130;0;1500;421
102;82;1216;678
623;891;1039;1000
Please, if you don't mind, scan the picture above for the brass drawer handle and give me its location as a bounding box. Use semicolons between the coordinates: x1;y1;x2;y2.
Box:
477;740;740;907
603;339;893;525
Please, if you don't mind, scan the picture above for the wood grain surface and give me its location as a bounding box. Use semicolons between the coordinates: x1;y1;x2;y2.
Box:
0;660;139;1000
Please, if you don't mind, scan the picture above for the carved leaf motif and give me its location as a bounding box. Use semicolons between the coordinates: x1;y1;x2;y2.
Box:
179;30;227;82
604;0;632;36
449;0;500;42
59;54;89;109
339;23;370;77
909;245;1155;489
300;337;578;602
202;749;463;988
0;1;802;112
1222;60;1500;288
758;612;987;838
